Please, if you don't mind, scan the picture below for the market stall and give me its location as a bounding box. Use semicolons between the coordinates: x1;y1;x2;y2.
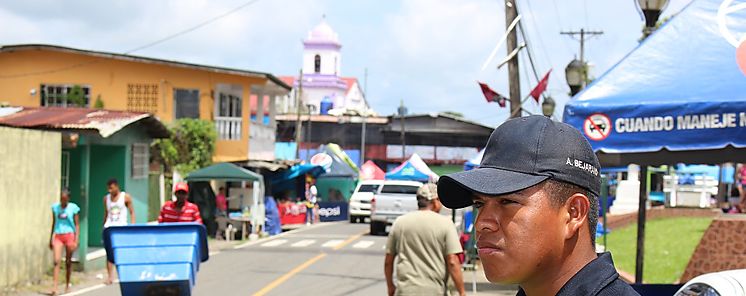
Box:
563;0;746;284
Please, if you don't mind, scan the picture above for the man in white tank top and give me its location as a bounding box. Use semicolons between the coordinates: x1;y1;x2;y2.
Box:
102;178;135;285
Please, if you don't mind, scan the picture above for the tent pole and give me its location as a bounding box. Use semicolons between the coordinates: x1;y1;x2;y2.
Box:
634;166;648;284
602;175;607;252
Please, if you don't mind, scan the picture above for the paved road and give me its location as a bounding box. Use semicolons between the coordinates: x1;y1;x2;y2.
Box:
78;222;516;296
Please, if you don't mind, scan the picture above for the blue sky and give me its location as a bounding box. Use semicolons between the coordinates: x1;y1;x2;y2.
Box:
0;0;690;126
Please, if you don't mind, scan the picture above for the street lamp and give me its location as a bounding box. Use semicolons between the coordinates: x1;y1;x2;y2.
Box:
565;59;584;96
638;0;670;37
541;96;556;118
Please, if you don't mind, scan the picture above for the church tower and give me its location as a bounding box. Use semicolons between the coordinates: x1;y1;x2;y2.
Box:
278;17;370;115
303;18;342;76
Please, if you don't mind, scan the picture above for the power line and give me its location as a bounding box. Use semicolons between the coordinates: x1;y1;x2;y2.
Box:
0;0;263;79
124;0;262;54
519;0;552;70
551;0;574;54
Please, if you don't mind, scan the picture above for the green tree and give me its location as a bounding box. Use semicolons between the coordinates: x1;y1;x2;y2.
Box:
94;95;105;109
153;119;216;175
66;85;87;107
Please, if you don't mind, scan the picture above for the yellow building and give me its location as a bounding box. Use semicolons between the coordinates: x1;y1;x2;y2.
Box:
0;44;290;162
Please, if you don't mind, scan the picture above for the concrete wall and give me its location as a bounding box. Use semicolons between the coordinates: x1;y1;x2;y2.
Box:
0;126;61;288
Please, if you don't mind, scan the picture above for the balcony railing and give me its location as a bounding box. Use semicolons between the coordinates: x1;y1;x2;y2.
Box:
215;117;242;140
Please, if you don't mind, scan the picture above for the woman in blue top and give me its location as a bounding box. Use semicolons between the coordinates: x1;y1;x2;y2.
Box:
49;189;80;295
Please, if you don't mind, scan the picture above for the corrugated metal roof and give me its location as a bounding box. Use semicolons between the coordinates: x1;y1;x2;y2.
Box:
0;106;169;138
0;44;291;91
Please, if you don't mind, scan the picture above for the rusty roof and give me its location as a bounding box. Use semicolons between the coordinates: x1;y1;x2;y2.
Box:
0;107;169;138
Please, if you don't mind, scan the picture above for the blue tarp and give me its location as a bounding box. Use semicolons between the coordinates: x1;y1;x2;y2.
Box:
264;196;282;235
385;162;430;182
563;0;746;155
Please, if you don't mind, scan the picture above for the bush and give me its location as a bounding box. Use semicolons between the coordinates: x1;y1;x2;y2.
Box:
153;119;216;175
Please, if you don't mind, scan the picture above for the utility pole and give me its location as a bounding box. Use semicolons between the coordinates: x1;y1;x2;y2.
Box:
398;100;407;160
294;69;303;159
305;104;314;161
360;68;368;165
505;0;521;118
561;29;604;88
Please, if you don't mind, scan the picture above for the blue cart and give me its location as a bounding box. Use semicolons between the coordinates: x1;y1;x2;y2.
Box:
103;223;209;296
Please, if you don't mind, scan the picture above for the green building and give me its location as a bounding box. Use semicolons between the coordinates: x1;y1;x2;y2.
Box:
0;107;168;270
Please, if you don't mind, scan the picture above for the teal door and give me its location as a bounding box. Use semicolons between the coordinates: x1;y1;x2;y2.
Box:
88;145;126;247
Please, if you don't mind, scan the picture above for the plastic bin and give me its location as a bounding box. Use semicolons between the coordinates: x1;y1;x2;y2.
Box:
103;223;209;296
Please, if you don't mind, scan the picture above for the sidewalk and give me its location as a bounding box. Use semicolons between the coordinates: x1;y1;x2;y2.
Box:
6;236;264;296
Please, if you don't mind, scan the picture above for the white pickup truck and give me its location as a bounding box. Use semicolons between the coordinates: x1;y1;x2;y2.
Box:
369;180;424;235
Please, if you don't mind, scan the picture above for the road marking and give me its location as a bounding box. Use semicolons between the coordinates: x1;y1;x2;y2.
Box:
234;222;339;249
62;284;106;295
332;231;367;251
251;253;327;296
352;240;375;249
260;239;288;247
290;239;316;247
321;239;345;248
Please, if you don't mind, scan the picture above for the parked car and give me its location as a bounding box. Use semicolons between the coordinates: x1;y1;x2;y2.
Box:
675;269;746;296
349;180;384;223
369;180;423;235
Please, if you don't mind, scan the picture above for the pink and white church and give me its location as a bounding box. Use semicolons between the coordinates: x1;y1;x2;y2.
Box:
278;19;373;115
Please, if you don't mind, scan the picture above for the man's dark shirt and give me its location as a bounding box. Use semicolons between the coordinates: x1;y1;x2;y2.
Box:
516;252;640;296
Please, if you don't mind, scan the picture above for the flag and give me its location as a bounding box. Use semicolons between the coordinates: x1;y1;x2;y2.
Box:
478;82;507;107
529;69;552;103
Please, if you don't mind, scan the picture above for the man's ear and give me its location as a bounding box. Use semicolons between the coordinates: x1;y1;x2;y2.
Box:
563;193;591;240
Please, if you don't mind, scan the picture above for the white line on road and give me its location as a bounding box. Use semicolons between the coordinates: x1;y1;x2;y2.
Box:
234;221;341;249
321;239;345;248
290;240;316;247
352;240;375;249
62;284;106;296
260;239;288;247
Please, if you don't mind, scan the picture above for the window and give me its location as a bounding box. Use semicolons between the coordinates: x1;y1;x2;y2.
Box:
216;91;242;140
357;184;380;193
40;84;90;107
314;54;321;73
61;151;70;188
127;83;159;113
174;88;200;119
131;143;149;179
380;185;420;195
218;93;241;117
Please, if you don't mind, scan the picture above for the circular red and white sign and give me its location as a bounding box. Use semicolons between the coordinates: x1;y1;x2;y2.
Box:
310;153;334;171
583;113;611;141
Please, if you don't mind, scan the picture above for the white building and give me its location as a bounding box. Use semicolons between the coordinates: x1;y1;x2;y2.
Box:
278;19;372;115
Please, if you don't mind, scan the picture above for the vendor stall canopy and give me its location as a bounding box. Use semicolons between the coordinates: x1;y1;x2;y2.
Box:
185;162;263;182
563;0;746;166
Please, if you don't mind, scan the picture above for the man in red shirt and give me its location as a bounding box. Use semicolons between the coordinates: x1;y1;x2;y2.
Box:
158;182;203;224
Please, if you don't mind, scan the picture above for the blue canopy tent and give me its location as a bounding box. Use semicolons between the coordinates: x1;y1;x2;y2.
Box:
563;0;746;285
386;162;431;182
464;149;484;171
564;0;746;167
269;164;325;194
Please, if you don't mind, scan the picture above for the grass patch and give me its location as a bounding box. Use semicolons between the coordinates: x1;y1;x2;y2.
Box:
603;216;712;283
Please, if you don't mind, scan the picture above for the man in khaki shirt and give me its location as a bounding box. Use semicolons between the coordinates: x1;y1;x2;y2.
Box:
384;183;466;296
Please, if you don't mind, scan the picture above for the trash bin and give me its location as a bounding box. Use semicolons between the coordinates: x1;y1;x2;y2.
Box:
103;223;209;296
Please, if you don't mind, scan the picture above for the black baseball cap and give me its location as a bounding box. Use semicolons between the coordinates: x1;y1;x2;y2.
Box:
438;115;601;209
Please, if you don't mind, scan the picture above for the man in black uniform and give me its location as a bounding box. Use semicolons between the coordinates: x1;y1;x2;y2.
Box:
438;115;638;296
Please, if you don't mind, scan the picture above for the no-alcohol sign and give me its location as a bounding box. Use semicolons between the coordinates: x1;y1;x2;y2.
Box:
583;113;611;141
